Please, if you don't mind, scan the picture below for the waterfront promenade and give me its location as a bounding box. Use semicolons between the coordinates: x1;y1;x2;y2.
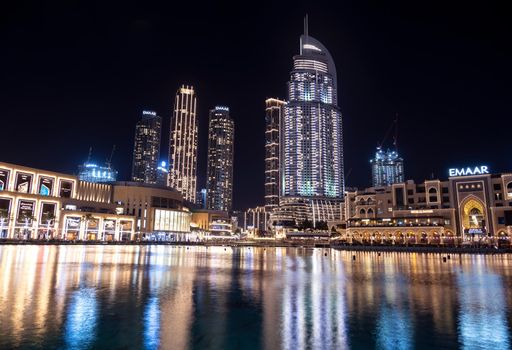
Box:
1;238;510;254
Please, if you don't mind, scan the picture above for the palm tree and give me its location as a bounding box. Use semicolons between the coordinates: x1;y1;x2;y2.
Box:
81;213;94;241
43;212;56;240
0;209;9;238
18;212;36;240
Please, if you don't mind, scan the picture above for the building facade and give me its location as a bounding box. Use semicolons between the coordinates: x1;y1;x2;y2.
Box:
282;31;344;199
275;29;344;228
342;167;512;245
206;106;234;213
77;163;118;183
131;110;162;184
113;182;191;240
265;98;286;211
0;162;134;241
169;85;198;203
370;147;404;187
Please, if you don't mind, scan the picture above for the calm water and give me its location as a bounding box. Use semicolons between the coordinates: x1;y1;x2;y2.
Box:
0;245;511;350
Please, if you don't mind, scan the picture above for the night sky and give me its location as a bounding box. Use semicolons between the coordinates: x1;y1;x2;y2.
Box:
1;1;510;210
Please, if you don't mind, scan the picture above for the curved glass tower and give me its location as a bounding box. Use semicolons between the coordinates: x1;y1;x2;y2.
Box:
282;33;344;198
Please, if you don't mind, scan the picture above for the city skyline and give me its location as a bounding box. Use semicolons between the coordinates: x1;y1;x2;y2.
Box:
1;2;510;210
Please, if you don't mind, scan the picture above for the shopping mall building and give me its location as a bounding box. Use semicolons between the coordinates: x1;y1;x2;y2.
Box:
0;162;135;240
341;166;512;245
0;162;192;241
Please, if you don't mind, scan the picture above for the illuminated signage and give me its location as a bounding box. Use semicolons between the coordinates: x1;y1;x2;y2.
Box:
17;200;35;223
215;106;229;112
38;177;54;196
410;210;434;214
40;203;56;222
0;169;10;191
449;166;489;177
15;172;33;193
142;110;156;116
465;228;485;235
66;217;81;230
59;180;73;198
303;43;322;52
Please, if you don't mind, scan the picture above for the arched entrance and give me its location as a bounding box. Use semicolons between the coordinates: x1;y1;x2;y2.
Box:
461;197;486;240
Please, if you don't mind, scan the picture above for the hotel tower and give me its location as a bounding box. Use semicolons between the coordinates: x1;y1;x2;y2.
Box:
131;110;162;184
206;106;235;212
265;98;286;211
168;85;198;203
276;21;345;226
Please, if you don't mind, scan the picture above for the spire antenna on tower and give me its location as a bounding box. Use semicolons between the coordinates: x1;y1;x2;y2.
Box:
304;14;309;36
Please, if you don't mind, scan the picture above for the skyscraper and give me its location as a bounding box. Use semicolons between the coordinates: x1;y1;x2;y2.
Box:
265;98;286;212
206;106;234;212
274;21;345;227
169;85;198;203
282;26;344;198
371;147;404;187
131;110;162;184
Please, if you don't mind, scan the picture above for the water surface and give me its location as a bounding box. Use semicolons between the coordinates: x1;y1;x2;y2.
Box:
0;245;511;349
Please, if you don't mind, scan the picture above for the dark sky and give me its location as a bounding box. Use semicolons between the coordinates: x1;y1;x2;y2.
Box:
1;1;510;210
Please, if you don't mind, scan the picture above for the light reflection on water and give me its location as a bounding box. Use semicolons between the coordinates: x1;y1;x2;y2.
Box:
0;245;510;349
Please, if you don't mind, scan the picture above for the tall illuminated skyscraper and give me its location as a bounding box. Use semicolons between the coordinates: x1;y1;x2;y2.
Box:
206;106;234;212
265;98;286;211
131;110;162;184
282;26;344;198
169;85;198;203
272;21;345;227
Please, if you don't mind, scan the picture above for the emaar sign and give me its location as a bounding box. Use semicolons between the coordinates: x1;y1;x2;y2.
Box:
449;166;489;177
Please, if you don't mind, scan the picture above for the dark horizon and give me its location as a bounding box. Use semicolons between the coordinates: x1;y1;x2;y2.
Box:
1;1;510;210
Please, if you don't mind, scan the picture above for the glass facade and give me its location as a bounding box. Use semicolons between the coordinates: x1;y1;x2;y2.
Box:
265;98;286;211
131;111;162;184
78;164;117;183
153;209;190;233
206;107;234;212
169;85;198;203
370;147;404;187
282;34;344;199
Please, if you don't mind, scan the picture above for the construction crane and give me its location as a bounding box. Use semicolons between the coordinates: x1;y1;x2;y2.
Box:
379;113;399;150
106;145;116;169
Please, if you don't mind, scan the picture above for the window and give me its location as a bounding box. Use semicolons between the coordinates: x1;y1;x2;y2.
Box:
428;188;438;202
417;186;425;194
494;183;502;191
442;187;449;194
408;198;414;204
407;189;414;195
498;217;505;225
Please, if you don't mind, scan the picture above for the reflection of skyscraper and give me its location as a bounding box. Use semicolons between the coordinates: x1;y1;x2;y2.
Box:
265;98;286;212
169;85;198;203
206;106;234;213
370;147;404;187
132;110;162;184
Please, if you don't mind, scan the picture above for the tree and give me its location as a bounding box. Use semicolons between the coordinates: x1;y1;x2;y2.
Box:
299;219;314;230
315;221;328;231
81;213;94;241
0;209;9;238
42;212;56;240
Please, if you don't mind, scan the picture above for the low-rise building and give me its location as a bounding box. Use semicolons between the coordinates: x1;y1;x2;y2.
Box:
342;167;512;245
0;162;134;241
112;181;191;240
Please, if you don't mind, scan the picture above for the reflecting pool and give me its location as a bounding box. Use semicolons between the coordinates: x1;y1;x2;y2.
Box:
0;245;511;349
